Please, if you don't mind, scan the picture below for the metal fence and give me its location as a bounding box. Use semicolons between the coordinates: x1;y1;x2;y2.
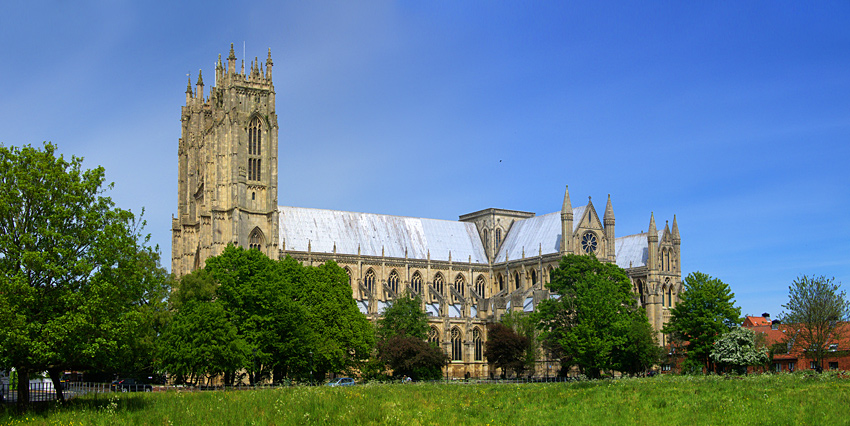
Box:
0;376;589;403
1;382;113;404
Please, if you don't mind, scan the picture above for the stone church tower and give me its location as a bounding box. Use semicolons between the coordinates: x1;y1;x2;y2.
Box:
172;45;279;277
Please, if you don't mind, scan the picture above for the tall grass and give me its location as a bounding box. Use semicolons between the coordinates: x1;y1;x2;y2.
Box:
2;373;849;425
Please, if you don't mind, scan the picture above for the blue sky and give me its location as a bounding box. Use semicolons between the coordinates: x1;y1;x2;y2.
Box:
2;1;848;319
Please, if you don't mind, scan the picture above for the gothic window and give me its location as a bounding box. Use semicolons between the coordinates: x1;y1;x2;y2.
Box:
411;271;422;294
513;271;521;291
364;269;376;294
434;273;444;295
548;266;554;284
483;229;489;251
428;326;440;345
451;328;463;361
454;274;465;298
388;270;400;294
248;228;264;250
473;328;483;362
637;280;646;306
581;232;598;254
475;275;486;298
530;270;537;287
665;278;673;307
498;273;504;292
344;267;352;287
496;228;502;248
247;117;262;181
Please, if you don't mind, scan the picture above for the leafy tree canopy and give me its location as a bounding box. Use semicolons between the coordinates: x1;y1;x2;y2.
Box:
484;323;529;378
0;142;168;405
780;275;850;371
535;254;656;378
663;271;741;374
377;292;429;341
375;292;445;380
161;246;374;384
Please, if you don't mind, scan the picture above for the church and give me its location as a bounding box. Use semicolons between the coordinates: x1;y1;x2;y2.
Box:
171;45;683;378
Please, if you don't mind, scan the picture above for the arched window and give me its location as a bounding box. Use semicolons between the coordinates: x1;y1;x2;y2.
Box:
344;267;352;286
530;270;537;287
547;266;554;284
513;271;521;291
428;326;440;345
247;117;262;181
483;229;489;251
388;270;399;294
498;273;504;292
454;274;465;298
249;228;264;250
637;279;645;306
475;275;486;298
451;328;463;361
364;269;376;294
496;228;502;248
411;271;422;294
473;328;483;361
665;278;672;307
434;273;444;295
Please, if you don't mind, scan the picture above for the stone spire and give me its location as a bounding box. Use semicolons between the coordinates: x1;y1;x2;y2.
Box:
672;215;680;244
648;212;657;239
227;43;237;74
185;76;193;104
266;48;273;80
195;69;204;101
647;212;658;271
604;194;615;223
560;185;574;255
603;194;615;263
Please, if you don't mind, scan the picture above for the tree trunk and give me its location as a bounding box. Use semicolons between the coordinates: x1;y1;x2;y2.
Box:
16;368;29;410
48;368;65;402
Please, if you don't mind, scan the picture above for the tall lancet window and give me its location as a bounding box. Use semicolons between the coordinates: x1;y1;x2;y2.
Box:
248;117;262;181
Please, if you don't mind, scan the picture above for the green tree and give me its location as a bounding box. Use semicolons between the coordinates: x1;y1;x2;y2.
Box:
157;300;248;385
287;258;374;380
0;143;167;406
205;246;311;384
710;327;769;375
780;275;850;372
375;293;446;380
535;254;656;379
376;292;429;341
484;323;529;378
613;309;663;376
663;271;741;374
500;310;539;374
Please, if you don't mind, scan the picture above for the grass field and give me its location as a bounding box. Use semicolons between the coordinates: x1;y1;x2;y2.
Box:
2;373;849;425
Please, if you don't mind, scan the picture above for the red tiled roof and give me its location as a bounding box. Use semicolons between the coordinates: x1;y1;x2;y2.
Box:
743;316;771;327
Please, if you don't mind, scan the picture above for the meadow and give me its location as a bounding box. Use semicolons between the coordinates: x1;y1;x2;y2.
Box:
2;373;849;425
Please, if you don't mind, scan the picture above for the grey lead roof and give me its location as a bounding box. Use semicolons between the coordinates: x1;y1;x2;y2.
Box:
278;206;489;264
493;206;586;263
280;204;652;270
614;233;649;268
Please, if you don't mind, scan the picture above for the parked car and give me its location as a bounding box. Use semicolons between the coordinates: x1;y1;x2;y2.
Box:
111;378;152;392
325;377;355;387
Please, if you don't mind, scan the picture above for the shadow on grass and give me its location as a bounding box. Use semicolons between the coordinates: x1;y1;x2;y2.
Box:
0;394;150;418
